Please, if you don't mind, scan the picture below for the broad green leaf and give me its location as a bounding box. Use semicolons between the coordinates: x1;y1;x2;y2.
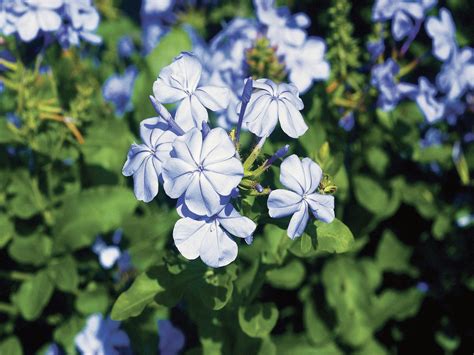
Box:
0;215;14;248
303;299;331;345
111;272;163;321
316;219;354;253
47;256;79;292
75;283;109;315
366;147;389;175
0;336;22;355
13;270;54;321
8;234;52;266
353;175;389;215
7;172;46;219
371;289;424;328
266;259;306;290
53;186;138;251
238;303;279;338
375;230;418;276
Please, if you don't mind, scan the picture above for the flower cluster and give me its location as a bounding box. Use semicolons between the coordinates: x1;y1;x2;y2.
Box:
0;0;101;47
123;52;335;267
185;0;330;128
370;4;474;125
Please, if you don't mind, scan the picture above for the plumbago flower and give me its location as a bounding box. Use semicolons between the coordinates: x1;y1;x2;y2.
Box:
242;79;307;138
158;319;185;355
174;203;256;267
153;52;230;131
75;313;130;355
371;59;406;111
102;66;138;116
425;8;456;61
268;155;335;239
162;127;243;216
123;52;337;267
0;0;101;46
436;47;474;100
372;0;436;41
122;112;178;202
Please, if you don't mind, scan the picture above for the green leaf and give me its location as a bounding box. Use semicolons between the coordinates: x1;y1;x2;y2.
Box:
111;272;163;321
0;215;14;248
0;336;23;355
8;234;52;266
375;230;418;276
13;270;54;321
7;172;46;219
238;303;279;338
266;259;306;290
316;219;354;253
353;175;390;216
303;299;331;346
47;256;79;292
75;283;109;315
371;289;424;328
53;186;138;251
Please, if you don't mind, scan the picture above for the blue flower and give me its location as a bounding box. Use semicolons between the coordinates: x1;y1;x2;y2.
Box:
436;47;474;100
117;35;134;58
371;59;404;111
372;0;436;40
75;313;130;355
242;79;307;138
425;8;456;61
174;203;256;267
123;115;178;203
285;37;330;93
267;155;335;239
102;66;138;116
153;52;230;131
339;112;355;132
11;0;63;42
56;0;101;48
420;127;444;148
412;77;446;123
45;343;63;355
6;112;21;128
140;0;176;54
162;127;243;217
158;320;185;355
367;39;385;62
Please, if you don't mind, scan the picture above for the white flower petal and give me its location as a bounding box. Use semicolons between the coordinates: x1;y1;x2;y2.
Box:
199;221;238;267
217;204;256;239
152;77;187;103
133;156;160;202
287;202;310;239
200;127;236;165
173;218;209;260
122;144;152;176
306;193;335;223
246;98;279;138
301;157;323;194
195;86;230;111
37;9;61;32
267;189;303;218
204;158;243;195
171;128;202;166
279;154;306;194
278;99;308;138
16;12;39;42
184;174;223;216
162;158;195;198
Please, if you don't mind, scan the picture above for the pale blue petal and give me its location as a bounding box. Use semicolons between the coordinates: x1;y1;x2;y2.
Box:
162;159;195;199
268;189;303;218
217;204;257;238
16;12;39;42
392;11;413;41
279;154;306;194
199;220;238;267
173;217;209;260
195;86;230;111
133;156;160;202
306;193;335;223
99;246;121;269
277;98;308;138
301;157;323;194
200;127;236;164
184;174;223;216
37;9;61;32
287;202;309;239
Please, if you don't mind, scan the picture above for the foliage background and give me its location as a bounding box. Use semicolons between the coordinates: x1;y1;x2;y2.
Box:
0;0;473;354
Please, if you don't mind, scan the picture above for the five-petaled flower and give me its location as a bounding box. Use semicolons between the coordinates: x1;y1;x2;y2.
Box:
425;8;457;61
242;78;307;138
122;115;178;203
153;52;230;131
75;313;130;355
174;203;256;267
162;127;244;217
267;155;335;239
